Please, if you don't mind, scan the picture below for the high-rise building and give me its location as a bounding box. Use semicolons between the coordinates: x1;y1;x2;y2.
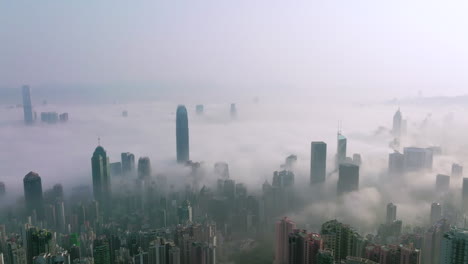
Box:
275;217;296;264
138;157;151;180
288;230;323;264
352;154;362;166
430;202;442;225
22;85;34;124
403;147;433;172
423;219;450;264
337;163;359;195
0;182;5;197
386;203;397;224
230;103;237;119
316;249;334;264
440;228;468;264
91;145;111;215
178;200;192;224
336;132;347;168
196;104;204;115
463;178;468;211
272;170;295;188
435;174;450;193
388;151;404;176
110;162;122;177
452;163;463;177
214;162;229;179
176;105;190;163
93;238;111;264
321;220;360;262
392;109;402;138
121;152;135;174
310;142;327;184
25;225;53;264
23;172;44;220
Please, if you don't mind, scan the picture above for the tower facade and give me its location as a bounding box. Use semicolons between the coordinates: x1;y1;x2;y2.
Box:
336;133;347;169
392;109;402;138
121;152;135;174
91;146;111;215
137;157;151;180
386;203;397;224
311;142;327;184
275;217;296;264
440;228;468;264
22;85;34;124
337;163;359;195
176;105;190;163
23;172;44;220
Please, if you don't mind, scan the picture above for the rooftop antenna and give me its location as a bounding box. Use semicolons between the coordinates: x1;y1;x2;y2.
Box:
98;136;101;146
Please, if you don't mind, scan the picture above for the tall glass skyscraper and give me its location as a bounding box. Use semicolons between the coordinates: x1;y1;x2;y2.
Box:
310;142;327;184
91;145;111;215
176;105;190;163
22;85;34;124
23;171;44;220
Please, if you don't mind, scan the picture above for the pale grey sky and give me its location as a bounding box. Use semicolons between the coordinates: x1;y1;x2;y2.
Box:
1;0;468;100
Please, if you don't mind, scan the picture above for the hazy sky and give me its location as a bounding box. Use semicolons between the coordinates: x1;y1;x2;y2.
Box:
2;0;468;100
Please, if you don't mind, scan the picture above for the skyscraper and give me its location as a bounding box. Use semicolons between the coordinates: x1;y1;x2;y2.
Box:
388;151;404;176
310;142;327;184
93;238;111;264
22;85;34;124
440;228;468;264
176;105;190;163
275;217;296;264
23;172;44;220
386;203;397;224
392;109;402;138
336;132;347;169
25;225;53;264
463;178;468;211
451;163;463;177
121;152;135;174
337;163;359;195
435;174;450;193
430;202;442;225
0;182;5;197
403;147;433;172
91;145;111;215
321;220;361;262
137;157;151;180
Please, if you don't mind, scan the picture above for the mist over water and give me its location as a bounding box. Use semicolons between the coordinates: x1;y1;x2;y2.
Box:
1;96;467;234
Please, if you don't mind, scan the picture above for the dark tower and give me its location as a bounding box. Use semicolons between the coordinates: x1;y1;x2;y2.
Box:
337;163;359;195
336;132;347;169
310;142;327;184
91;145;111;216
121;152;135;175
137;157;151;180
22;85;34;124
23;172;44;220
176;105;190;163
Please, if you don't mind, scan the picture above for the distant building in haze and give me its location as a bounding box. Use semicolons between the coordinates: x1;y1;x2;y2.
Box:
121;152;135;174
422;219;449;264
137;157;151;180
403;147;433;172
435;174;450;193
386;203;397;224
40;112;59;123
230;103;237;119
0;182;5;197
275;217;296;264
196;104;204;115
352;154;362;166
177;200;192;224
388;151;404;176
214;162;229;179
452;163;463;177
23;172;44;220
337;163;359;195
430;202;442;225
310;142;327;184
392;109;402;138
91;145;111;216
176;105;190;163
22;85;34;124
59;113;69;122
463;178;468;211
110;162;122;177
336;132;347;169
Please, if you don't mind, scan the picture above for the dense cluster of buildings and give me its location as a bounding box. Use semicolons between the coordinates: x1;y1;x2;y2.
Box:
21;85;69;125
3;86;468;263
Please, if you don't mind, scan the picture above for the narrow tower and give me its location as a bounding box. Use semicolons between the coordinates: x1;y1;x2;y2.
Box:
176;105;190;163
